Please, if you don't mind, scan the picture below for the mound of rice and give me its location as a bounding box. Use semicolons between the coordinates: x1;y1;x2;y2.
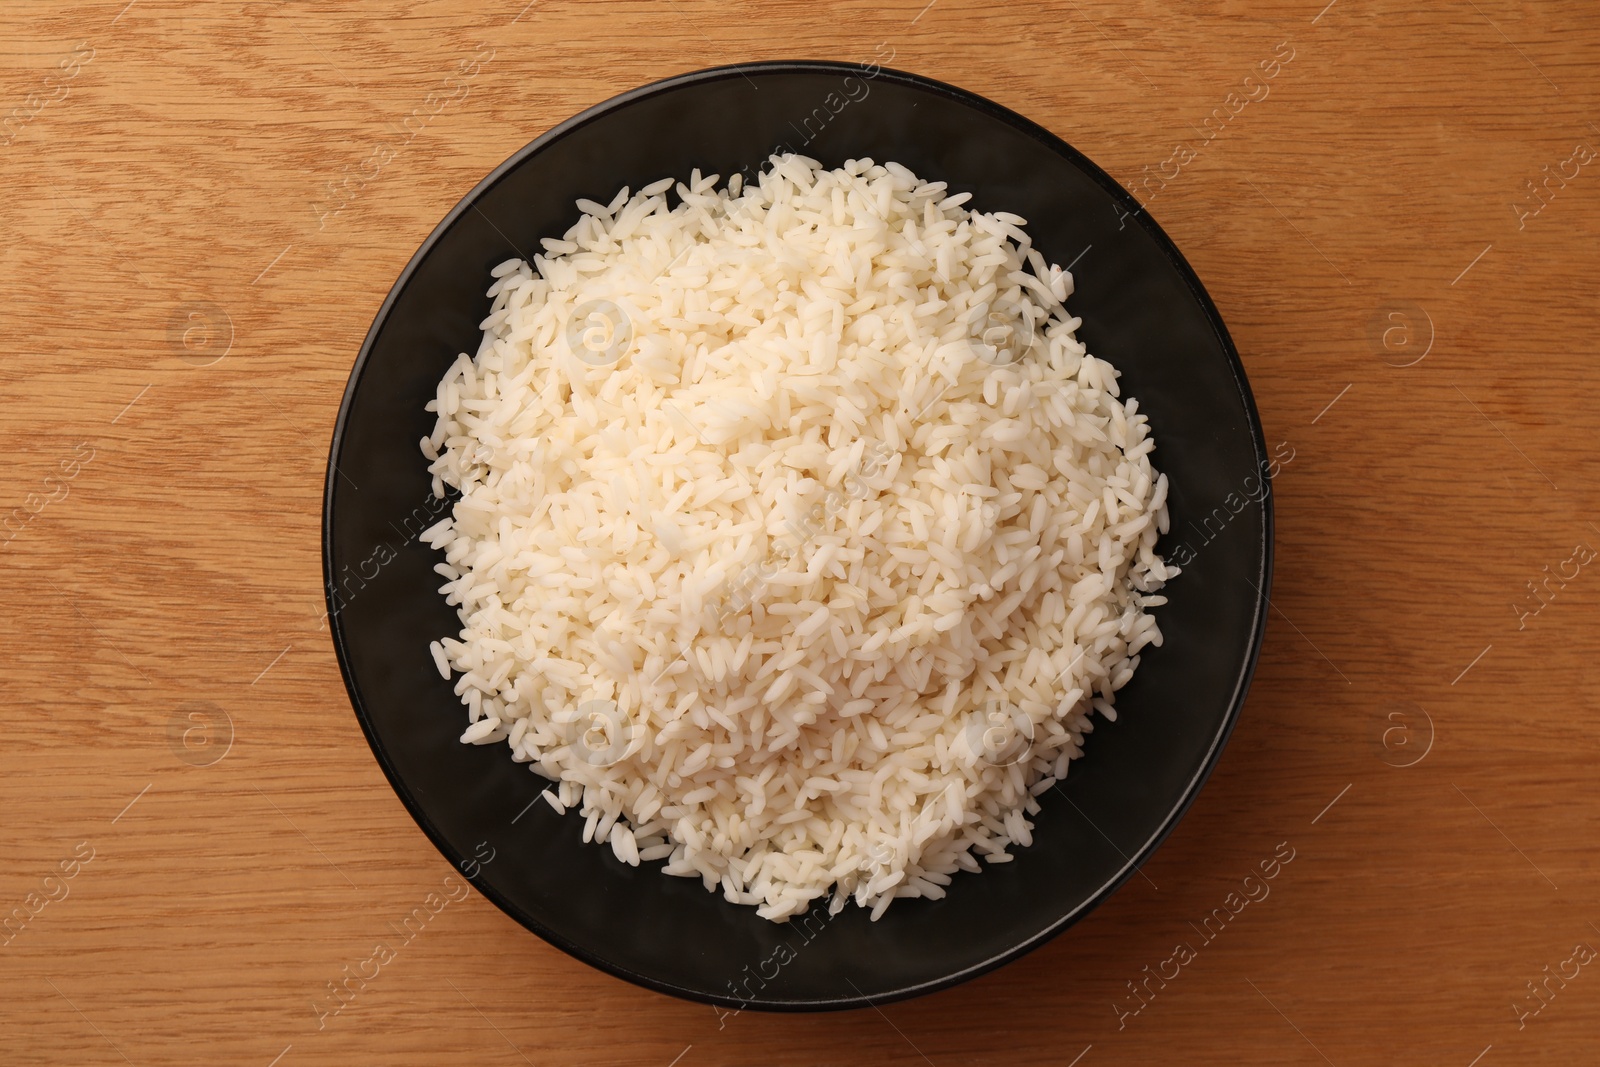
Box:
420;154;1174;921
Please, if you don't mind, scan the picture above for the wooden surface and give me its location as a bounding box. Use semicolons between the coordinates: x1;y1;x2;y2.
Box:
3;1;1598;1063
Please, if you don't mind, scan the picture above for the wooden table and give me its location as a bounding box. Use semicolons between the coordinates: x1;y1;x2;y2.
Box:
3;1;1597;1063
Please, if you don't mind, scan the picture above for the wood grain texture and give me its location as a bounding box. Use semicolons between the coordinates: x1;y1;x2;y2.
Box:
2;1;1598;1064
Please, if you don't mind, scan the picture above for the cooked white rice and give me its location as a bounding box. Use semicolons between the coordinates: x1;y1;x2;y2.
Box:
420;154;1174;921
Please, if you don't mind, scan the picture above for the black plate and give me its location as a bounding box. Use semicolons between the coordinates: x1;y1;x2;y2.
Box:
323;60;1271;1010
